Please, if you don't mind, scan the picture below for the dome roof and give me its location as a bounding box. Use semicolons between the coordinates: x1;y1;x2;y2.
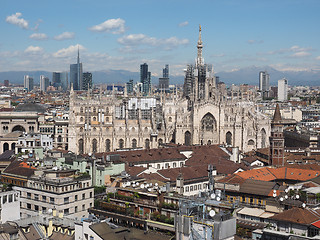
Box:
14;102;47;113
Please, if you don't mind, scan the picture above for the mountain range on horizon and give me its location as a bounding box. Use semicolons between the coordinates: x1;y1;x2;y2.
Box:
0;66;319;87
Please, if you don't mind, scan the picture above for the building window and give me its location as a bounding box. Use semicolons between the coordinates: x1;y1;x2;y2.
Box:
64;208;69;215
34;194;39;201
75;206;78;213
50;197;54;204
82;193;85;200
27;193;31;199
105;139;111;152
119;139;124;149
27;203;31;209
132;139;137;149
90;192;93;198
157;164;160;169
82;204;85;211
64;197;69;204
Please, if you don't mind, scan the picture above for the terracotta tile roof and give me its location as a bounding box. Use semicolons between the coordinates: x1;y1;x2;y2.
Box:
216;174;246;185
2;159;36;178
125;165;147;177
157;165;209;183
271;207;320;225
138;172;170;183
240;179;279;196
97;148;186;164
236;166;320;182
273;103;282;122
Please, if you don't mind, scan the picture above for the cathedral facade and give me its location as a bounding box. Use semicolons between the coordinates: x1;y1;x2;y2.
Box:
68;27;270;155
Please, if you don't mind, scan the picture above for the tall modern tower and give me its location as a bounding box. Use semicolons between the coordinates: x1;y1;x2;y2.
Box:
82;72;93;90
259;71;270;99
278;78;288;101
140;63;151;95
70;49;83;90
24;75;34;92
159;64;169;91
40;75;49;92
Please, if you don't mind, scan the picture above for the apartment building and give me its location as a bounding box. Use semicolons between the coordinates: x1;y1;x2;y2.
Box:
14;168;94;219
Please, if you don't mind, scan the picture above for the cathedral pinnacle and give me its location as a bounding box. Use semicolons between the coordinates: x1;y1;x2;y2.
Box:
196;25;204;66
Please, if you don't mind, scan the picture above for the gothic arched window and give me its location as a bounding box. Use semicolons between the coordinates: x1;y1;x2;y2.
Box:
105;139;110;152
132;139;137;149
201;113;216;132
92;139;97;153
226;131;232;146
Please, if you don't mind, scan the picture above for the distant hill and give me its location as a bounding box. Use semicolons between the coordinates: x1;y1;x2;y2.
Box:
0;66;319;86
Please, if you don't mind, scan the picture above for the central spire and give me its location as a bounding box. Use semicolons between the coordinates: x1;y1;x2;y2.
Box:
196;25;204;67
77;46;80;64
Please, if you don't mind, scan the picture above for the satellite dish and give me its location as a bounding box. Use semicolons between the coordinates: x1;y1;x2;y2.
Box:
48;209;52;213
285;195;288;199
285;188;289;193
207;207;212;211
136;182;139;186
145;184;149;188
209;210;215;217
273;193;277;198
280;197;284;202
302;203;306;208
140;184;145;189
155;183;158;186
216;196;221;202
273;190;277;193
210;193;216;199
149;183;153;187
296;195;300;199
148;188;152;192
126;182;131;186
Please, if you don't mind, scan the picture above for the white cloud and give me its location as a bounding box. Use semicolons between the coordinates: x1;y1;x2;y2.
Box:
29;33;48;40
24;46;43;53
89;18;125;34
53;44;85;58
248;39;264;44
179;21;189;27
6;12;29;29
118;34;189;51
316;56;320;60
54;32;75;40
291;51;311;58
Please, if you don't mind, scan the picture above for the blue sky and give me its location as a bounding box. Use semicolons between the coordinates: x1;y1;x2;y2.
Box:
1;0;320;77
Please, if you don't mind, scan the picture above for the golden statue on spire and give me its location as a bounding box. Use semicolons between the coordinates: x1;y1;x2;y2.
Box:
199;24;201;32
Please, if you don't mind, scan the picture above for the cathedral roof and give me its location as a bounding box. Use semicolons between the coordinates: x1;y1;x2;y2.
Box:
272;104;282;122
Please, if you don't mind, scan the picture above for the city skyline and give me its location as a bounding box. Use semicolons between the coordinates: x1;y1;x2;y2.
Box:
1;0;320;77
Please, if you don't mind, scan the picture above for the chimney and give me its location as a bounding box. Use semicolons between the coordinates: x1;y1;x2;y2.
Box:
231;147;240;163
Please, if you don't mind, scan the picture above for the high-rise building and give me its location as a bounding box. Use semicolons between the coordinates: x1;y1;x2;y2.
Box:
126;79;134;94
40;75;50;92
82;72;93;90
278;78;288;101
159;64;169;91
70;49;83;90
140;63;151;95
3;80;9;87
52;72;68;91
24;75;34;92
163;64;169;78
259;71;270;99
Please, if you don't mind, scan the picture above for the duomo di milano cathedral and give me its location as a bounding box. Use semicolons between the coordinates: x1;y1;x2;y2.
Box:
69;27;271;155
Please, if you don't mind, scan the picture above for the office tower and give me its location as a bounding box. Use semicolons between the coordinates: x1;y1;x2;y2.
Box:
259;71;270;99
140;63;151;95
24;75;34;92
82;72;93;90
70;49;83;90
163;64;169;78
3;80;9;87
159;64;170;91
40;75;49;92
52;72;68;91
126;79;134;94
278;78;288;101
